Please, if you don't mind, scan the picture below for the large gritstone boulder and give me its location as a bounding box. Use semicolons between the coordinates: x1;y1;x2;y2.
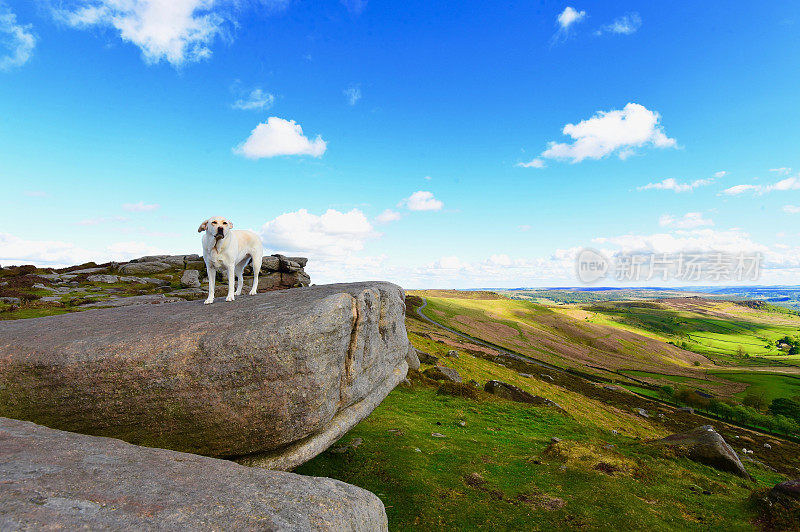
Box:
655;425;751;479
0;417;388;531
0;282;411;471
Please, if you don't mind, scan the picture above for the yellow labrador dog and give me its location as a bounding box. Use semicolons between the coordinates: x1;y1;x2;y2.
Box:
198;216;263;304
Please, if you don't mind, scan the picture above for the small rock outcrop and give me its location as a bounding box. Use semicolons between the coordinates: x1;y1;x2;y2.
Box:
416;350;439;365
180;269;201;288
655;425;751;479
0;417;387;531
423;366;462;383
258;254;311;290
0;282;411;471
483;380;563;411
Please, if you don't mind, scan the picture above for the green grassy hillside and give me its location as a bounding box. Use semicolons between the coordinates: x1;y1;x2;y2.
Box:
297;294;800;530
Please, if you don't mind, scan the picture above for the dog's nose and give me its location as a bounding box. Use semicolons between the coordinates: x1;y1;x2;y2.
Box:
217;227;224;234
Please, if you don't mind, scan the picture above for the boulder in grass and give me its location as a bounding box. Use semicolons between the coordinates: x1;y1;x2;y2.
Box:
483;380;564;411
0;417;387;531
416;350;439;365
423;366;462;383
655;425;752;479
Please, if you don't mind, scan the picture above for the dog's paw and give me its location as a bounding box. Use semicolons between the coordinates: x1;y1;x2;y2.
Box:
225;295;235;302
204;298;214;305
248;289;257;296
234;291;242;296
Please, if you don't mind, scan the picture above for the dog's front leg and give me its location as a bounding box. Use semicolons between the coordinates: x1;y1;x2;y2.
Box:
225;264;236;302
204;266;216;304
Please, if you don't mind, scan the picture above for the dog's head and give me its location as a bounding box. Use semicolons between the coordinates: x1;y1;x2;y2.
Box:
198;216;233;240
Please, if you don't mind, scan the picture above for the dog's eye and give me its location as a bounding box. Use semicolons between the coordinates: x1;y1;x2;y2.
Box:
223;222;228;225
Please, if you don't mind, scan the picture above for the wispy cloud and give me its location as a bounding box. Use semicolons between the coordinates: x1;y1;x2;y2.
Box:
375;209;402;224
233;88;275;111
234;117;327;159
0;6;35;71
341;0;368;15
784;205;800;214
638;176;715;193
721;175;800;196
595;13;641;36
516;158;545;169
536;103;676;164
24;190;48;198
344;85;362;106
659;212;713;229
77;216;130;226
122;202;160;212
770;167;792;175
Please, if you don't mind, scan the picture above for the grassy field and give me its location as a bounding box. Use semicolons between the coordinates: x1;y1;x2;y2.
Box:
297;298;795;530
709;371;800;402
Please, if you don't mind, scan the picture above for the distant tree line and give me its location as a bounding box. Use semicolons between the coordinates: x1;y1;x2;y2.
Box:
657;385;800;437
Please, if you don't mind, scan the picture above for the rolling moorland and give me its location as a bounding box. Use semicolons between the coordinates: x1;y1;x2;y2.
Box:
3;264;800;529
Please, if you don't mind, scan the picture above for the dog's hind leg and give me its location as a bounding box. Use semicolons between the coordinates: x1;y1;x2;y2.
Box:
234;258;248;296
249;249;262;296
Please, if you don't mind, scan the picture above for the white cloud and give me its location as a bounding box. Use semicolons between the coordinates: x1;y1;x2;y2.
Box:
714;170;727;178
0;6;35;71
659;212;713;229
770;167;792;175
54;0;226;66
595;13;641;35
721;176;800;195
375;209;401;224
232;88;275;111
784;205;800;214
234;117;326;159
538;103;676;163
721;184;760;195
344;85;361;106
593;228;768;256
516;158;545;169
518;224;532;232
424;175;432;180
122;201;160;212
399;191;443;211
638;177;713;193
104;241;169;260
260;208;377;257
0;232;168;266
24;190;48;198
557;6;586;30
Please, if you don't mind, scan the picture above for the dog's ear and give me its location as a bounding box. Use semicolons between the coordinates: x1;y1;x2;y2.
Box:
228;220;234;229
198;219;208;233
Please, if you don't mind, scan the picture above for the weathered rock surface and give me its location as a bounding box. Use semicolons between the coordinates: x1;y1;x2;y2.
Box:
117;261;172;274
0;417;388;531
180;269;201;288
0;282;410;471
655;425;751;479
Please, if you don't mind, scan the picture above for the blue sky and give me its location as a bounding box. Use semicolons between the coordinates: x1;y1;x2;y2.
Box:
1;1;799;287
